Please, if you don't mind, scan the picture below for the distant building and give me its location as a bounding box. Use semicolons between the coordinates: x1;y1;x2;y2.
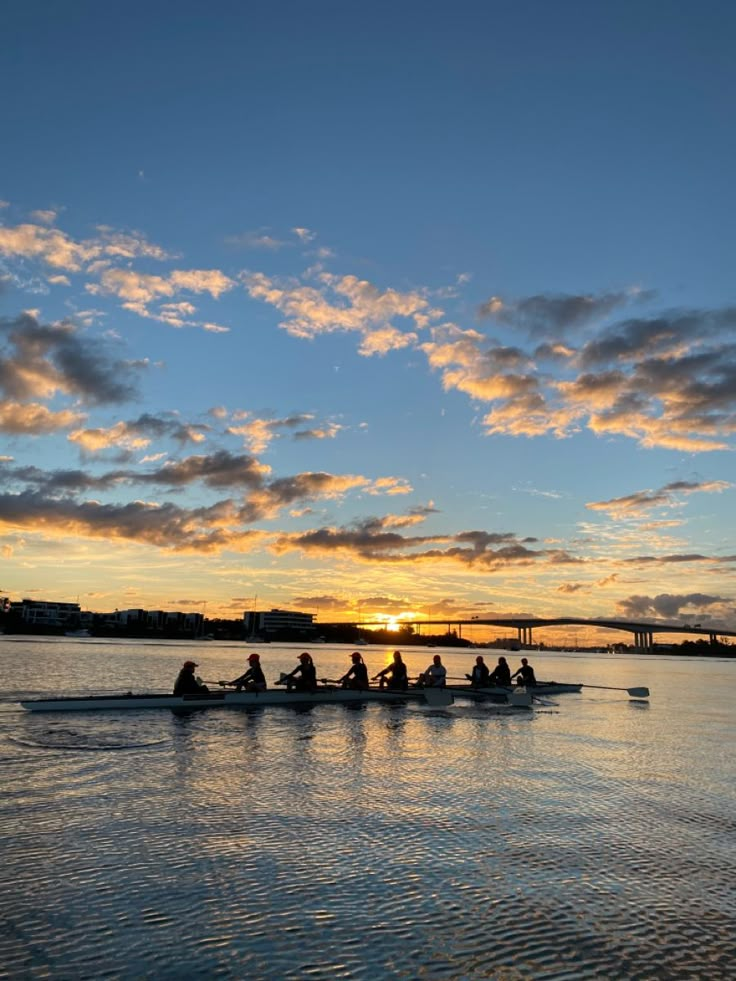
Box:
10;599;81;627
244;608;315;637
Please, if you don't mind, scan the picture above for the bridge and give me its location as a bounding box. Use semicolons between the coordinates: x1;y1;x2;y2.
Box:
335;616;736;652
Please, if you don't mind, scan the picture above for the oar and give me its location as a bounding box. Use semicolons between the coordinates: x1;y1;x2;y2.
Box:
581;684;650;698
530;694;557;707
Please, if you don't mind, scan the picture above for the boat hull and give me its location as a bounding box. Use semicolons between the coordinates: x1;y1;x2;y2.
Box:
20;686;446;713
449;681;581;700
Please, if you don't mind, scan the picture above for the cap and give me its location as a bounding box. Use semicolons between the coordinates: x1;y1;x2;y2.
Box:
247;653;260;662
183;660;198;669
351;651;361;660
298;652;311;660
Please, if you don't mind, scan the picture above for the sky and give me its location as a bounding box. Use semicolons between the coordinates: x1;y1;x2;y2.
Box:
1;0;735;640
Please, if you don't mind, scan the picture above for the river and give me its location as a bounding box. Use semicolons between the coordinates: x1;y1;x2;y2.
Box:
0;638;734;979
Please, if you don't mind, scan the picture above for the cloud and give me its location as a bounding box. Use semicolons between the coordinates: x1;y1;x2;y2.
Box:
616;592;731;621
0;215;235;330
0;224;96;271
578;309;736;368
86;267;235;330
478;290;639;335
0;312;141;404
225;230;287;250
30;210;58;226
89;267;234;305
421;305;736;451
0;221;171;272
68;413;211;453
293;421;344;442
144;451;270;490
0;401;85;434
0;451;419;551
620;552;735;566
586;479;732;518
240;473;411;523
242;270;434;353
0;489;266;553
271;516;580;569
227;412;319;454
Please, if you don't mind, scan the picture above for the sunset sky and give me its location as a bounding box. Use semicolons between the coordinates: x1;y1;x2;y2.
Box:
1;1;735;636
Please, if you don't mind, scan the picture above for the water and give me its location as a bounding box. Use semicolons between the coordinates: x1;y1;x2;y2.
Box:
1;638;734;979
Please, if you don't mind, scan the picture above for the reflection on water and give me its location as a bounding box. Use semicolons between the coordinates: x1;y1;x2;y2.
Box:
0;639;734;978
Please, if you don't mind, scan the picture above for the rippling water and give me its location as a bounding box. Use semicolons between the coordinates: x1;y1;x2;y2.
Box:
1;638;734;979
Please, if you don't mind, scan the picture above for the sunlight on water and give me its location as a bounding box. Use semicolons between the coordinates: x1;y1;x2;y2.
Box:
1;638;734;978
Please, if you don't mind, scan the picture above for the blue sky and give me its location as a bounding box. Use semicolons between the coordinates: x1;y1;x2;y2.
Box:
1;0;735;635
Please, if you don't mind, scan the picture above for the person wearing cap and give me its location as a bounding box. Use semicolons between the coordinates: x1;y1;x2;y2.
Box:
284;652;317;692
338;651;369;690
488;655;512;687
466;654;490;688
420;653;447;688
228;652;267;692
511;657;537;687
173;659;209;696
373;650;408;690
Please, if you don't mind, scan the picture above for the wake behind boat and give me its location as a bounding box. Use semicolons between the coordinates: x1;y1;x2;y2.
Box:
19;685;455;713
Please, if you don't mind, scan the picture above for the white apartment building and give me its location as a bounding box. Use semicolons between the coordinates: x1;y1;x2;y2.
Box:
10;599;81;626
243;608;315;636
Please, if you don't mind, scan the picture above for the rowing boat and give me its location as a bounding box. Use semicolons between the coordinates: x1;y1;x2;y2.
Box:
19;685;454;713
448;681;582;700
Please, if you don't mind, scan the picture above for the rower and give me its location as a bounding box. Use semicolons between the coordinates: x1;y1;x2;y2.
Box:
339;651;369;690
227;652;267;692
284;652;318;692
466;655;490;688
488;656;511;687
511;657;536;687
173;660;209;696
373;650;408;690
420;654;447;688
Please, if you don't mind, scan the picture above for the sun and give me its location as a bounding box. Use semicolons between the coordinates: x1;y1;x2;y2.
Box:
385;617;400;632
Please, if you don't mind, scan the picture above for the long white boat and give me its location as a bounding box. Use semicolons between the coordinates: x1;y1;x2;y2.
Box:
20;685;456;713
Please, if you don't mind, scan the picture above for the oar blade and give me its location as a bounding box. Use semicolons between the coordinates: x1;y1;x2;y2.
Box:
628;687;650;698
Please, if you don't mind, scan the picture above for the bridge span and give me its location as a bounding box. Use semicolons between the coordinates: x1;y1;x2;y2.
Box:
340;616;735;652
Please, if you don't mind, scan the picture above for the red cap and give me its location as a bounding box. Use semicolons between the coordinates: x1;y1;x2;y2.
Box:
183;660;198;669
247;653;260;662
351;651;361;660
298;652;311;660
